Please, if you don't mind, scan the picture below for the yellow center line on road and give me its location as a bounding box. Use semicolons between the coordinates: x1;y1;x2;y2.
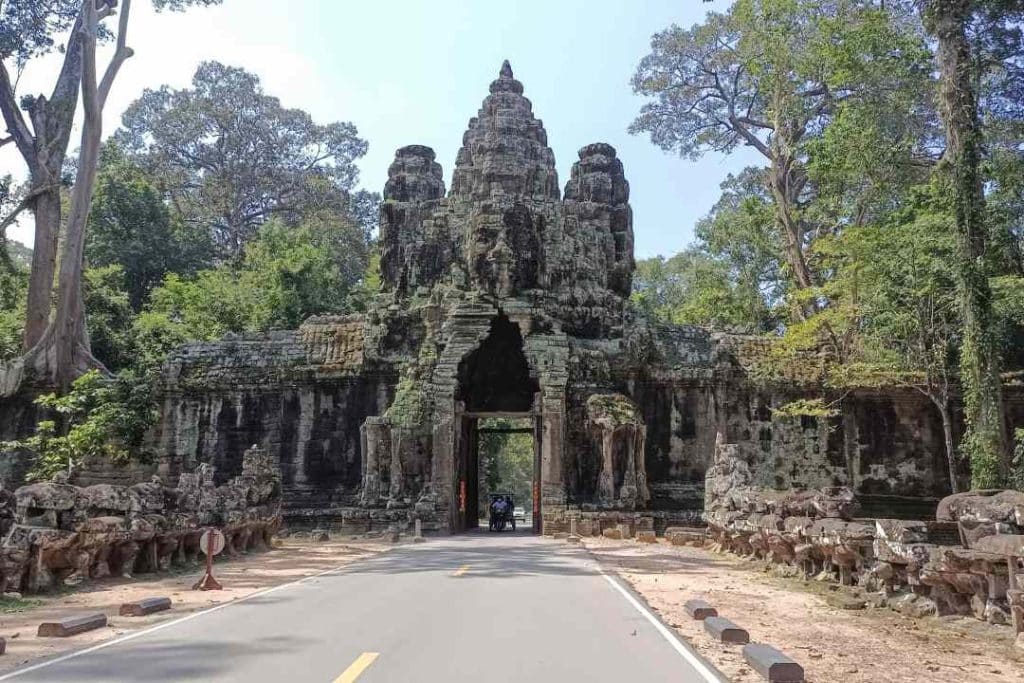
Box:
332;652;379;683
452;564;471;577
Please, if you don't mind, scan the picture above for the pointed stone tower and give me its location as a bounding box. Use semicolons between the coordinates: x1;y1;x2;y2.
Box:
448;60;560;297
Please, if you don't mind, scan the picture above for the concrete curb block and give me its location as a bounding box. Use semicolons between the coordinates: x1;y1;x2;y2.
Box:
703;616;749;644
684;599;718;620
38;613;107;638
119;597;172;617
742;643;805;682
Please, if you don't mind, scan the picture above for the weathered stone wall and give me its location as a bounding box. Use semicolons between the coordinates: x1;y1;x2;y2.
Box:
149;318;398;523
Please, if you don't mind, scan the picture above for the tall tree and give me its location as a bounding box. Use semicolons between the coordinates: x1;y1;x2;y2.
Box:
2;0;221;393
87;143;213;309
630;0;931;323
115;62;370;260
918;0;1024;484
1;1;89;349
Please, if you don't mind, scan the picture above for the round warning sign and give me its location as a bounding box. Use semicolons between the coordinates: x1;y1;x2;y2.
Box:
199;528;226;556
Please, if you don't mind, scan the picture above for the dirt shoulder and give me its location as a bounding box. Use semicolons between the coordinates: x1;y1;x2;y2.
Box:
0;538;391;675
584;537;1024;683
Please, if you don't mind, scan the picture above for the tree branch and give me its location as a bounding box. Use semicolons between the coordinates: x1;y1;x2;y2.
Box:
0;62;35;163
728;114;771;158
0;183;59;238
98;0;134;109
79;1;101;130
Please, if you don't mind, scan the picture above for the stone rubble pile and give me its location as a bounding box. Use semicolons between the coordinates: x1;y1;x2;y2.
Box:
0;445;281;593
706;433;1024;640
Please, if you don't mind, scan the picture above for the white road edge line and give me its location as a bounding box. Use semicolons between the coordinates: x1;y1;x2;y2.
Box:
0;561;358;681
600;570;724;683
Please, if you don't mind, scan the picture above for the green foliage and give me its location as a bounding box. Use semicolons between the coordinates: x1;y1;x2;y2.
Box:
632;249;773;330
0;1;82;65
586;393;642;428
771;398;838;420
139;217;368;364
87;143;213;310
347;250;382;313
385;376;429;430
0;254;27;362
479;418;534;505
115;61;369;260
1;370;157;482
1;1;221;67
1011;428;1024;491
82;265;136;372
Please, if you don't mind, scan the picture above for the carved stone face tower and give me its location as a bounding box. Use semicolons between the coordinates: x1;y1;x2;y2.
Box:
367;61;646;532
378;61;635;337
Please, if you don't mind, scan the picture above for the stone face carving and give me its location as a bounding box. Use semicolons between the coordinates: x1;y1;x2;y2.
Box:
0;445;280;594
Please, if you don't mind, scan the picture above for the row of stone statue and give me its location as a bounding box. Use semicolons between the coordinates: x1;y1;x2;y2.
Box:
705;434;1024;637
0;445;281;593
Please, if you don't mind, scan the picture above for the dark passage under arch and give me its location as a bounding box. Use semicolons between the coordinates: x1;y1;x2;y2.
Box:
457;314;539;413
454;313;542;532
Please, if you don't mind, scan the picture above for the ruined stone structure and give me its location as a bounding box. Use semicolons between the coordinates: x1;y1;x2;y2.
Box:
703;434;1024;640
0;445;280;593
21;62;1021;535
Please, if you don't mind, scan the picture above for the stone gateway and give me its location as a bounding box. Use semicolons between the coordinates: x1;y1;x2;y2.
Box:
142;62;1012;534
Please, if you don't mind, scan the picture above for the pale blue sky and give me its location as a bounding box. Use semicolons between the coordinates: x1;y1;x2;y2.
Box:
2;0;759;258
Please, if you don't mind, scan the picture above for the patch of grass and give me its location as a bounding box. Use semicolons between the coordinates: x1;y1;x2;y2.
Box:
0;596;43;613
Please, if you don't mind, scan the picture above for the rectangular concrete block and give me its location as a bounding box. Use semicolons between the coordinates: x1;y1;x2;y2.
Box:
703;616;749;644
120;597;172;617
684;599;718;620
742;643;805;682
602;527;622;540
38;613;107;637
617;523;633;539
636;529;657;543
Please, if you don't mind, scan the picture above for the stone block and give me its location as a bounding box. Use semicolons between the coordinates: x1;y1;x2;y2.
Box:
38;613;108;637
703;616;749;644
602;528;622;540
119;597;172;617
617;523;633;539
684;599;718;620
742;643;804;682
636;530;657;543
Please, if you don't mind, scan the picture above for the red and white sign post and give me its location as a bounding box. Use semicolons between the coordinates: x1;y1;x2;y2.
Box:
192;528;226;591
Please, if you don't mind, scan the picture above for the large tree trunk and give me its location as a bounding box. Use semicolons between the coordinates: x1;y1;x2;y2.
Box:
20;0;132;389
769;155;814;292
924;0;1009;486
0;15;84;352
22;182;62;349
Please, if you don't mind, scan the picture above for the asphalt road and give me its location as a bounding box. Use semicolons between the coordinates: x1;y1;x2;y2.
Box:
3;531;724;683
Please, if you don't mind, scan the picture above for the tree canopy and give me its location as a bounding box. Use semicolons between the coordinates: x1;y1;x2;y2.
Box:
115;61;370;260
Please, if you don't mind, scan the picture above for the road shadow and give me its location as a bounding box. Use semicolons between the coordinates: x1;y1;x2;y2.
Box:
16;635;311;682
337;533;600;579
